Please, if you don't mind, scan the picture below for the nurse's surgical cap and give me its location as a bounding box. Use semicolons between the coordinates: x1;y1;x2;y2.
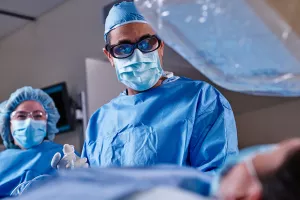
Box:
104;1;147;43
0;86;60;148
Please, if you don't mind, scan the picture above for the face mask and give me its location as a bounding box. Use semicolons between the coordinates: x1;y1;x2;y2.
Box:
113;50;163;91
11;119;47;149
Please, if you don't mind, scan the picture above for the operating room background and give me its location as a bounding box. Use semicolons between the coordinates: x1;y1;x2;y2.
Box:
0;0;299;151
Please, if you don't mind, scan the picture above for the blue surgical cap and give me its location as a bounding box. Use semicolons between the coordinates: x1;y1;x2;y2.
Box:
0;86;60;148
104;1;147;42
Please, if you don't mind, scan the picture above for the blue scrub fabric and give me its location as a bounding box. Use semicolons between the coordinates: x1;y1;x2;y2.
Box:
12;166;213;199
82;76;238;173
0;141;63;198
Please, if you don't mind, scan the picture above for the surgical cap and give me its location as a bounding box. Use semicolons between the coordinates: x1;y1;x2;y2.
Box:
104;1;147;42
0;86;60;148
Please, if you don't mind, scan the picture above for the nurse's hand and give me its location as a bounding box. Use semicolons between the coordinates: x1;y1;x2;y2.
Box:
51;144;89;170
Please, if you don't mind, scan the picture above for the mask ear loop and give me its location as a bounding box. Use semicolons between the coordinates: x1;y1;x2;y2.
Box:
210;157;261;198
244;156;263;190
244;145;280;178
244;157;258;177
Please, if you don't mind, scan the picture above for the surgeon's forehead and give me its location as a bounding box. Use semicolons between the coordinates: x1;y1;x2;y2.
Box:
109;23;156;45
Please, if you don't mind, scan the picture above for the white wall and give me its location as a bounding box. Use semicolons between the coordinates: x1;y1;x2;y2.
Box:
236;100;300;148
0;0;112;151
85;58;125;118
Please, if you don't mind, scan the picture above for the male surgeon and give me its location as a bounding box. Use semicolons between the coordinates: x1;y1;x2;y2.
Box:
79;1;238;173
52;1;238;173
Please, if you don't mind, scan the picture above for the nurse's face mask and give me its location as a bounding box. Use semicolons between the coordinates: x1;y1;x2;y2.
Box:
106;35;163;91
10;110;47;149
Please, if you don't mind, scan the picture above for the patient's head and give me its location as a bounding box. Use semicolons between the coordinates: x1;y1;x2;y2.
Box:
219;139;300;200
260;148;300;200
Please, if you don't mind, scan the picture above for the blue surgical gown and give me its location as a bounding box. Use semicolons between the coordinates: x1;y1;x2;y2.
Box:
13;166;212;200
82;76;238;172
0;141;63;198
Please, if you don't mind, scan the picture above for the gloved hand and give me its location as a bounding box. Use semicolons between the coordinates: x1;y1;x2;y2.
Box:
51;144;89;169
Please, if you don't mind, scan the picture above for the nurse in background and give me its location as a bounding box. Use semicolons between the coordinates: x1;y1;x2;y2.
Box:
0;86;63;197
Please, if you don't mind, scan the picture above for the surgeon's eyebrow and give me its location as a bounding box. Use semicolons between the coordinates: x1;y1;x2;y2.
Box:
114;39;133;45
114;34;152;46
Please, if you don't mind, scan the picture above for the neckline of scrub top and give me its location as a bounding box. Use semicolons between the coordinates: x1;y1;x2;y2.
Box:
120;76;180;97
118;76;181;103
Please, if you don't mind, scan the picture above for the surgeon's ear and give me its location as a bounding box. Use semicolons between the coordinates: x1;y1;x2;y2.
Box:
157;41;165;65
159;41;165;57
103;48;114;67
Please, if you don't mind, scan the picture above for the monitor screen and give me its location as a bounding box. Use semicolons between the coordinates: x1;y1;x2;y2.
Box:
42;82;74;133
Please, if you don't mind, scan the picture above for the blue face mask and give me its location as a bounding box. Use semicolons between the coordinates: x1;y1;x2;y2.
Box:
11;119;47;149
113;50;163;91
